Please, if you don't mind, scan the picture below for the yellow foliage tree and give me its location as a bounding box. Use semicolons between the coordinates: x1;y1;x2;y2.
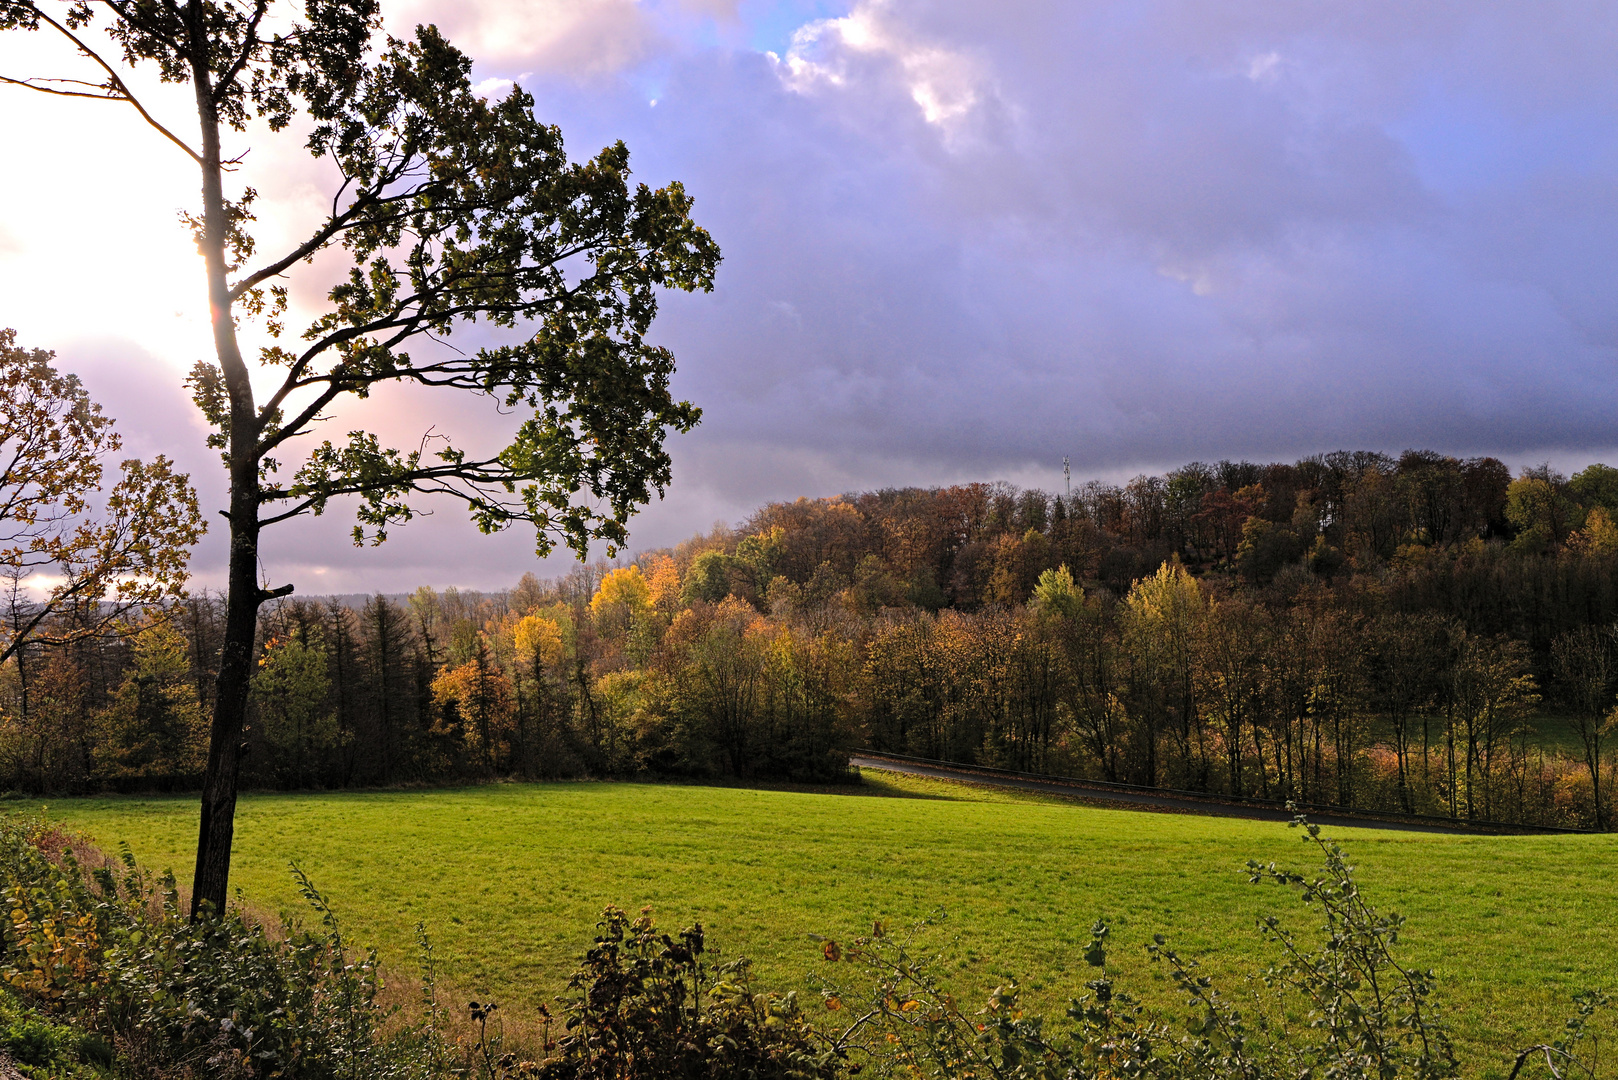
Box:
515;614;566;671
1570;505;1618;556
1123;557;1208;633
1030;565;1083;620
594;564;665;664
645;555;682;619
431;641;516;774
1121;557;1209;783
592;565;652;620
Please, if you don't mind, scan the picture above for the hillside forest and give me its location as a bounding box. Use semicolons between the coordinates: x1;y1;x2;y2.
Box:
8;450;1618;828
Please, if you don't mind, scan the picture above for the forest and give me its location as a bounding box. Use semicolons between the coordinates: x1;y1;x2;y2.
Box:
7;448;1618;828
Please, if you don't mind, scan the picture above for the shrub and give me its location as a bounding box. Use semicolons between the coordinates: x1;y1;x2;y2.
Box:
0;985;111;1076
0;812;429;1079
532;906;844;1080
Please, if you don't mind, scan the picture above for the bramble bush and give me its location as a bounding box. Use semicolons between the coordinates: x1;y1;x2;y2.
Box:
529;905;842;1080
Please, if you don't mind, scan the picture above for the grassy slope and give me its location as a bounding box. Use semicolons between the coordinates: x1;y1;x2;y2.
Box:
22;771;1618;1075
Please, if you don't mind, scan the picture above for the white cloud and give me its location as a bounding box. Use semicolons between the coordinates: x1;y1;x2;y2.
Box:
472;76;517;100
775;2;992;134
386;0;662;76
1157;263;1220;297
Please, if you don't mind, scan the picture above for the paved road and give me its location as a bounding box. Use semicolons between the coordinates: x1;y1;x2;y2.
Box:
851;754;1487;834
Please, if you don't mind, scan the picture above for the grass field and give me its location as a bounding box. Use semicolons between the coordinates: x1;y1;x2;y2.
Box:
1523;712;1593;757
19;770;1618;1077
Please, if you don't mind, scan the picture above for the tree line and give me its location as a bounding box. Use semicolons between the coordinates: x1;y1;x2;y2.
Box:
5;448;1618;826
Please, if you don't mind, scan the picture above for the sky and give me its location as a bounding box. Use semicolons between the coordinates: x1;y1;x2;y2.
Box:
2;0;1618;593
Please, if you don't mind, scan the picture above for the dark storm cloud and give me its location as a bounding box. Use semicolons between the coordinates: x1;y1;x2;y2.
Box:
531;0;1618;502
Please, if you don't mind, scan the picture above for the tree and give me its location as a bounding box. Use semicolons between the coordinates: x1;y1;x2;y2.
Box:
1505;470;1577;553
1363;611;1450;812
1395;449;1464;546
683;551;738;605
861;613;945;758
590;564;653;657
1447;630;1538;820
250;627;335;789
1567;506;1618;557
673;599;764;777
431;638;516;775
1192;598;1271;798
1030;565;1083;620
1192;484;1263;561
97;617;208;783
0;328;202;667
1;1;719;916
1551;625;1616;828
985;528;1052;605
1121;558;1206;787
1569;463;1618;516
1234;515;1305;584
1053;594;1131;782
511;608;568;775
359;593;416;783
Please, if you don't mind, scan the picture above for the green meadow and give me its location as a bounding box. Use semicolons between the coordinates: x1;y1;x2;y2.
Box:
21;770;1618;1074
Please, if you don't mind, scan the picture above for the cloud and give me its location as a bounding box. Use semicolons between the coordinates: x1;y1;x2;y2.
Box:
673;0;743;19
776;2;992;132
621;0;1618;480
473;77;519;100
386;0;663;76
6;0;1618;592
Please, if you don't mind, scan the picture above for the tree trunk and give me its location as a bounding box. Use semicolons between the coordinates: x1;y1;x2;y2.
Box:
187;15;270;919
376;604;394;784
1395;711;1413;813
192;516;261;916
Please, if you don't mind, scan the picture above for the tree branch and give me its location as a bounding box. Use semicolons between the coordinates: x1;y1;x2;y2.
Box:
254;271;574;446
228;187;426;304
257;381;346;457
0;74;111;93
256;499;320;528
227;199;379;304
212;0;269;106
16;6;203;164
